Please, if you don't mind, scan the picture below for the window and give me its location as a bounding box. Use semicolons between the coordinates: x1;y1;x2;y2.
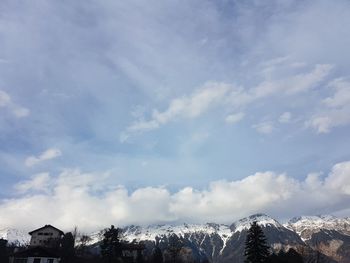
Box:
33;258;41;263
47;259;54;263
14;258;27;263
38;233;43;235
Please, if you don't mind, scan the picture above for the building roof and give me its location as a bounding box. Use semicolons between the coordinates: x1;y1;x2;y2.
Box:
28;225;64;236
12;247;60;258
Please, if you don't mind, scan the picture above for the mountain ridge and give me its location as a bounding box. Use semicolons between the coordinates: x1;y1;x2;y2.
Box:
1;214;349;263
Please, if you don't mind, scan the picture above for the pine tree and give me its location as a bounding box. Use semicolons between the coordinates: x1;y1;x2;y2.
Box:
244;221;270;263
100;225;123;263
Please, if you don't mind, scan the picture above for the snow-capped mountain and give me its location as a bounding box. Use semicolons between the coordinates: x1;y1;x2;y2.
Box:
123;223;231;243
285;215;350;240
230;213;284;233
1;214;349;263
221;214;305;263
0;228;30;245
285;215;350;263
122;222;232;263
120;214;307;263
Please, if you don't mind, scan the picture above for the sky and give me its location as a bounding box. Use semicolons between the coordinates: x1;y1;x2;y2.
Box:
1;0;350;232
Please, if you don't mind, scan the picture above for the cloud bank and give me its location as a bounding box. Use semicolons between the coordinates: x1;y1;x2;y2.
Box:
1;161;350;232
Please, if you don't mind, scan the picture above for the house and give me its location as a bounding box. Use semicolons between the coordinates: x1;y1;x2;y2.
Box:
29;225;64;248
10;225;64;263
9;247;60;263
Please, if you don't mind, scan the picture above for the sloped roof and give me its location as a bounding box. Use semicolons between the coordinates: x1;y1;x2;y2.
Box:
12;246;60;258
28;225;64;235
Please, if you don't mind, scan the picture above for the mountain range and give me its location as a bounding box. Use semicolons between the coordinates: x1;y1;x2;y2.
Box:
1;214;350;263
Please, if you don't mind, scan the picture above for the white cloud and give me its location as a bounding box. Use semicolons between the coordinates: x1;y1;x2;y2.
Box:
308;116;332;133
121;82;231;141
25;148;62;167
121;62;333;141
14;173;51;193
226;64;332;114
1;161;350;232
0;90;11;107
278;112;292;123
325;161;350;195
225;112;245;124
323;78;350;108
253;121;274;134
12;106;30;118
254;64;333;98
0;90;30;118
308;78;350;133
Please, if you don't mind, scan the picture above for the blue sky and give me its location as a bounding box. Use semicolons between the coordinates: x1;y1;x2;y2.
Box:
1;0;350;231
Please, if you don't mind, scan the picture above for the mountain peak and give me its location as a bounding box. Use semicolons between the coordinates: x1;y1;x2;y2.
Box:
230;214;282;233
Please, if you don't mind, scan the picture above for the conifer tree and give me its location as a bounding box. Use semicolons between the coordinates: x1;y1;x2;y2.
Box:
100;225;123;263
61;232;75;262
244;221;270;263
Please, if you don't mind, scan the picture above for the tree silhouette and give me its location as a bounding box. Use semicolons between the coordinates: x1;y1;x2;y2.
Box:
244;221;270;263
0;239;8;263
167;234;183;263
77;234;92;256
268;248;303;263
61;232;75;262
153;246;163;263
100;225;123;263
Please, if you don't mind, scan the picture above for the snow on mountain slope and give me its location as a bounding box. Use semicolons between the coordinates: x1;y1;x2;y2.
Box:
122;223;232;243
285;215;350;240
122;213;282;243
0;228;30;245
230;213;283;233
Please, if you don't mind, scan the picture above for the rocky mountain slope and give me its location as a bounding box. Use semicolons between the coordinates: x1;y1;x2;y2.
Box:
286;215;350;263
122;214;326;263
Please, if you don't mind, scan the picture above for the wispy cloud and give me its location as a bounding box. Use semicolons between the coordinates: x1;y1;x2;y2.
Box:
279;112;292;123
253;121;274;134
308;78;350;133
225;112;245;124
0;90;30;118
15;173;51;193
121;82;231;141
229;64;333;109
25;148;62;167
121;62;333;141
